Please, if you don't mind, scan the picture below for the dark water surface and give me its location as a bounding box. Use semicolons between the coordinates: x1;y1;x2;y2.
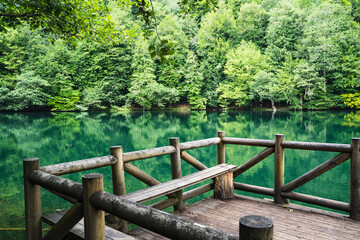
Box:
1;110;359;239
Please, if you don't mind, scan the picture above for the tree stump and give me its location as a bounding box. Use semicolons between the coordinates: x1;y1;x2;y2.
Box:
239;215;273;240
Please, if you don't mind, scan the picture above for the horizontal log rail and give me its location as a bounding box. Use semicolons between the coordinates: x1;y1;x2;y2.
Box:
222;137;275;147
223;135;359;217
281;141;352;153
234;182;274;197
91;191;238;240
29;170;83;202
179;137;221;151
281;192;350;212
123;146;176;162
43;186;77;204
40;155;117;176
222;137;352;153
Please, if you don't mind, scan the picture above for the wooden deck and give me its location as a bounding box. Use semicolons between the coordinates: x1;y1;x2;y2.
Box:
42;210;136;240
130;195;360;240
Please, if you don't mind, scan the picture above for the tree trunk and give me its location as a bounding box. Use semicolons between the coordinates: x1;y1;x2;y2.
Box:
270;99;277;112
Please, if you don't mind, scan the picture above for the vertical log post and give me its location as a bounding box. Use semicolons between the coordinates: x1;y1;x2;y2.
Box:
274;134;285;204
217;131;226;165
23;158;42;240
110;146;128;232
83;173;105;240
214;171;234;200
170;137;183;211
351;138;360;220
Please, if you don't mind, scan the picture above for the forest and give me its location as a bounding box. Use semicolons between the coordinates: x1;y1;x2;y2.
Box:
0;0;360;111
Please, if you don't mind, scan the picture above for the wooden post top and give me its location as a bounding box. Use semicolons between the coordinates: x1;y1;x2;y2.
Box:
24;157;40;162
82;173;103;180
110;146;123;149
217;131;225;137
240;215;273;229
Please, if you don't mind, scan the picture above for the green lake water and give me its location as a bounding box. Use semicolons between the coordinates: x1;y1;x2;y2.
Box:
1;110;360;239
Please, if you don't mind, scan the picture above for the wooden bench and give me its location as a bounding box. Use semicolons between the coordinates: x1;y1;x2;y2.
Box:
122;163;237;203
42;164;236;240
42;210;136;240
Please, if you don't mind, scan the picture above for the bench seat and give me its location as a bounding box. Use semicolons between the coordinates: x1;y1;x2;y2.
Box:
122;163;237;203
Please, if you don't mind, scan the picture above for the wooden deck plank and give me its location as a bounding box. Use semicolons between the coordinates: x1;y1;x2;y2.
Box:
130;195;360;240
123;164;237;203
42;210;136;240
197;198;359;239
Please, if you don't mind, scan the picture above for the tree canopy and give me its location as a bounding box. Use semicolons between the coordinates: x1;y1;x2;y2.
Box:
0;0;359;111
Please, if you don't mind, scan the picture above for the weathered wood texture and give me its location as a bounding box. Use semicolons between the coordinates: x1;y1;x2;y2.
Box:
351;138;360;220
239;215;273;240
234;182;274;197
233;147;274;178
282;141;352;152
169;195;360;240
274;134;285;204
222;137;275;147
217;131;226;164
121;164;237;203
23;158;42;240
214;171;234;200
40;155;117;175
91;192;238;240
42;209;136;240
282;152;350;192
180;151;208;170
170;137;183;211
43;187;77;203
110;146;127;232
42;203;83;240
280;191;350;212
110;146;126;196
82;173;105;240
179;137;221;150
29;170;83;201
123;146;176;162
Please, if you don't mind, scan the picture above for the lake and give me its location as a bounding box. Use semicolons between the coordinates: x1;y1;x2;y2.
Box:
1;110;359;239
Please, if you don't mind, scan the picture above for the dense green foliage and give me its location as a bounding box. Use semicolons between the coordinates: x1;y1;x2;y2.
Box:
0;0;359;111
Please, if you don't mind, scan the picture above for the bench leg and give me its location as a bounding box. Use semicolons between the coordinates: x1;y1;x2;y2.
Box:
214;171;234;200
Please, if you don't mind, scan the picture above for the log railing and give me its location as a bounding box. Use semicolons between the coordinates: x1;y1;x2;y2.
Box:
23;132;360;240
227;134;359;220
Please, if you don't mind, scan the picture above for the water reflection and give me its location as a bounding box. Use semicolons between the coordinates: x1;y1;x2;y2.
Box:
0;110;359;238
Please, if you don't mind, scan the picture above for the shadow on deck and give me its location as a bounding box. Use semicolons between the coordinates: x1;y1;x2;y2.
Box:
130;195;360;240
